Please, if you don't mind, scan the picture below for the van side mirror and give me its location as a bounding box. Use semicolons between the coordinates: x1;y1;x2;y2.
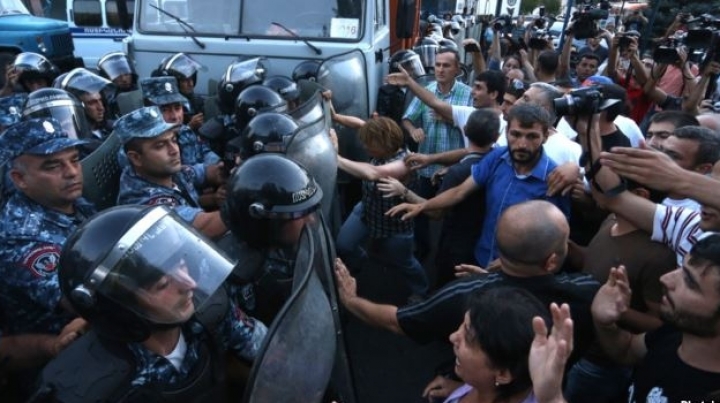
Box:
396;0;417;39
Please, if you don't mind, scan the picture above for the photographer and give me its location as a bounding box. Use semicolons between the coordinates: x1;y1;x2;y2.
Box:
606;32;654;124
558;22;603;87
623;10;648;33
642;46;701;115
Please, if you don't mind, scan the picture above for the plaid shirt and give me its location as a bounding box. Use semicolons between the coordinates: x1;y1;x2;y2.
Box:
362;149;415;238
402;80;472;178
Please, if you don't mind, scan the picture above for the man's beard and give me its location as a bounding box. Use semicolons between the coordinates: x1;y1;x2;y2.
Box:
660;304;720;337
509;147;541;166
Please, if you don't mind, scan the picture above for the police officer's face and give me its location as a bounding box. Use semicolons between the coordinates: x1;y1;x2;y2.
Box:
130;130;182;177
80;93;105;124
137;261;197;324
113;74;134;90
177;77;194;96
279;212;316;246
161;103;184;125
10;148;83;214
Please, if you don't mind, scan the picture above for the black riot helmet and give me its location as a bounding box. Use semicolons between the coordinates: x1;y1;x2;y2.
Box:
221;154;323;249
97;52;137;91
59;205;235;342
389;49;426;78
55;68;117;107
240;112;299;159
262;75;300;105
216;57;268;115
13;52;59;92
22;88;93;140
234;85;287;132
159;52;205;86
413;37;439;71
291;60;328;82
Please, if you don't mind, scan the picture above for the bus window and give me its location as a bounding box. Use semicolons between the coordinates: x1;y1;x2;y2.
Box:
72;0;102;26
106;0;134;27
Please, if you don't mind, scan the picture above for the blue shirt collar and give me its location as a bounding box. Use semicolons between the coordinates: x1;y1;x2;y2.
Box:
499;147;553;181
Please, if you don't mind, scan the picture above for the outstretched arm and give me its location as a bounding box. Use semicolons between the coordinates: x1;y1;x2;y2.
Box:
387;66;454;122
338;155;409;181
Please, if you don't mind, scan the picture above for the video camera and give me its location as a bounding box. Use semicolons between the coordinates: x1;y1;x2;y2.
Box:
553;86;605;116
529;30;552;50
652;13;720;67
492;14;513;33
569;0;610;40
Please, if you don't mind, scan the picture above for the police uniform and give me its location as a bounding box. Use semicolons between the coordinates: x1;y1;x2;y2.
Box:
141;77;219;166
32;205;267;403
115;106;208;225
0;119;94;335
0;94;27;204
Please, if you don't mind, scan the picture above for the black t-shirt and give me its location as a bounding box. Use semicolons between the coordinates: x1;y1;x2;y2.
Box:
437;152;487;240
396;271;600;365
629;325;720;402
601;129;631;151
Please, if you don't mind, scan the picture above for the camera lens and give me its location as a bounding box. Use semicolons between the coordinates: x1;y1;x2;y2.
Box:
553;95;578;116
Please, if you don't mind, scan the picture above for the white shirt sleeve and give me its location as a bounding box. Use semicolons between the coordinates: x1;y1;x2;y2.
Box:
651;203;703;266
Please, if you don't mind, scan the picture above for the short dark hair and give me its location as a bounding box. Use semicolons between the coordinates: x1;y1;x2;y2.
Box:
579;53;600;65
537;51;559;74
672;126;720;166
650;110;700;130
506;102;551;133
475;70;506;104
465;108;500;147
466;287;550;402
688;234;720;293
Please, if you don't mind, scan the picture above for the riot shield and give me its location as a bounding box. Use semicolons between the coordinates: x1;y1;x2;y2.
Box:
81;131;122;211
285;89;337;227
242;226;336;403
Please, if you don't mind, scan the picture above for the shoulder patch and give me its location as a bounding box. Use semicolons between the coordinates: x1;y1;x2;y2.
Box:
146;195;180;206
22;245;61;277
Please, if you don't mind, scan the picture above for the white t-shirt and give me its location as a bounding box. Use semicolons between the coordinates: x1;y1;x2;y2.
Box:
652;204;711;266
451;105;506;147
556;115;644;147
164;333;188;371
662;197;701;212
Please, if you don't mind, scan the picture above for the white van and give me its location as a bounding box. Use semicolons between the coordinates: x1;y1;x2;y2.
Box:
47;0;133;68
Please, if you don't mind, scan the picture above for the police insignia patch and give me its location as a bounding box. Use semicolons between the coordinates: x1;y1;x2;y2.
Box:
22;245;61;277
147;195;180;206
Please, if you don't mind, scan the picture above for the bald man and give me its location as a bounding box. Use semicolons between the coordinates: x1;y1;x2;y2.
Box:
335;200;599;366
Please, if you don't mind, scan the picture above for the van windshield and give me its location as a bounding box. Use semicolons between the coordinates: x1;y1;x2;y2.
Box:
138;0;364;39
0;0;30;16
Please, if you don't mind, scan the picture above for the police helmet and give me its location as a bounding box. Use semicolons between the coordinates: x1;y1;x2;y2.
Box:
240;112;299;158
216;58;268;114
234;85;287;132
159;52;204;86
262;75;300;104
22;88;92;140
438;38;459;52
413;37;440;70
389;50;426;78
291;60;329;83
13;52;59;92
221;154;322;249
60;205;235;342
56;68;117;107
97;52;137;85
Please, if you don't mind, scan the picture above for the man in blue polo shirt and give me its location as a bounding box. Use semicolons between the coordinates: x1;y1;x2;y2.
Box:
388;103;571;268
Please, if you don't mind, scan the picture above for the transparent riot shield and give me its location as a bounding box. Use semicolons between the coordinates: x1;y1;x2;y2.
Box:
242;225;336;403
285;88;338;230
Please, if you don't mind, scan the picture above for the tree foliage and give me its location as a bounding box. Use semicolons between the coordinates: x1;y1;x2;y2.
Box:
520;0;562;16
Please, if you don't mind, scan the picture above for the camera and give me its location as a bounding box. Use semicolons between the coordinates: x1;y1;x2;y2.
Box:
570;6;609;39
529;30;550;50
492;14;512;33
553;86;604;116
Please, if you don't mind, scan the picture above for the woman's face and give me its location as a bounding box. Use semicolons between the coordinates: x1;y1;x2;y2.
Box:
502;58;521;74
449;312;498;387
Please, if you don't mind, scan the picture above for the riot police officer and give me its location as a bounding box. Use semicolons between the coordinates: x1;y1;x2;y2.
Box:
0;52;58;96
31;204;268;402
97;51;138;93
220;153;322;323
157;53;206;130
0;119;94;397
140;76;219;168
56;68;117;140
115;106;227;239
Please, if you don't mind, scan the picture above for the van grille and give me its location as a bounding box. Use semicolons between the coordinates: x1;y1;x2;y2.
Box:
50;32;75;54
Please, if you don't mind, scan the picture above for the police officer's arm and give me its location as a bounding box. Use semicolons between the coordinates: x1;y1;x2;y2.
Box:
337;155;409;181
192;211;227;239
335;259;405;335
387;67;454;122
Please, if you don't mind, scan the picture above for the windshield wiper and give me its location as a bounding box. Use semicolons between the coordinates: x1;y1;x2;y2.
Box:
150;4;206;49
270;22;322;55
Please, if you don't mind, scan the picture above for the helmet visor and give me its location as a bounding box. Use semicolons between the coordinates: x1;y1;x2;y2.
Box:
98;54;135;81
395;54;425;78
23;100;93;140
164;53;206;79
95;208;233;324
413;45;437;70
225;58;268;86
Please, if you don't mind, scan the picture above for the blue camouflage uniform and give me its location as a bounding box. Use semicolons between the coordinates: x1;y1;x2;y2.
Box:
0;118;94;335
114;106;208;224
0;94;29;204
140;76;219;166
